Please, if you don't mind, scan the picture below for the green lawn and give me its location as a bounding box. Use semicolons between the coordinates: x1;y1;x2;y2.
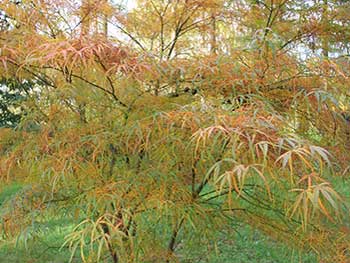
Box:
0;221;317;263
0;181;343;262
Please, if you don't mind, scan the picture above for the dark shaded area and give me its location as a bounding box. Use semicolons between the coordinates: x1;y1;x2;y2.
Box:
0;78;33;128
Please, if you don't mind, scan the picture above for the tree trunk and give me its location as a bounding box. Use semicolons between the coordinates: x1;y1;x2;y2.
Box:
321;0;329;59
80;0;92;36
210;11;217;55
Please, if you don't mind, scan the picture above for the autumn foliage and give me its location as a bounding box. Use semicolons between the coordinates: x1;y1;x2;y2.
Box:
0;0;350;262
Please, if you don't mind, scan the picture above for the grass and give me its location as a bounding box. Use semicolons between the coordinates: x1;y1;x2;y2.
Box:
0;183;79;263
0;181;342;262
0;183;22;205
0;221;317;263
0;225;78;263
202;225;317;263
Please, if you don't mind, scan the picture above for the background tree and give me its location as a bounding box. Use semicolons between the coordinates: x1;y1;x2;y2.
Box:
0;78;35;128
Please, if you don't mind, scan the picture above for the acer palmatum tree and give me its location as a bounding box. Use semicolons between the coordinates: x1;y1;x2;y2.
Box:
0;0;349;262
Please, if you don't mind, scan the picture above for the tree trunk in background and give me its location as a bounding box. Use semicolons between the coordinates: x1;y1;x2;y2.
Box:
80;0;92;36
210;11;217;55
103;13;108;38
321;0;329;59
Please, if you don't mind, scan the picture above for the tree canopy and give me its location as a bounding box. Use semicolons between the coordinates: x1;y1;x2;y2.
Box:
0;0;350;262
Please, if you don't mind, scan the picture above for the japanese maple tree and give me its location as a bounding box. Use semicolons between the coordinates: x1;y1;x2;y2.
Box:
0;0;349;262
